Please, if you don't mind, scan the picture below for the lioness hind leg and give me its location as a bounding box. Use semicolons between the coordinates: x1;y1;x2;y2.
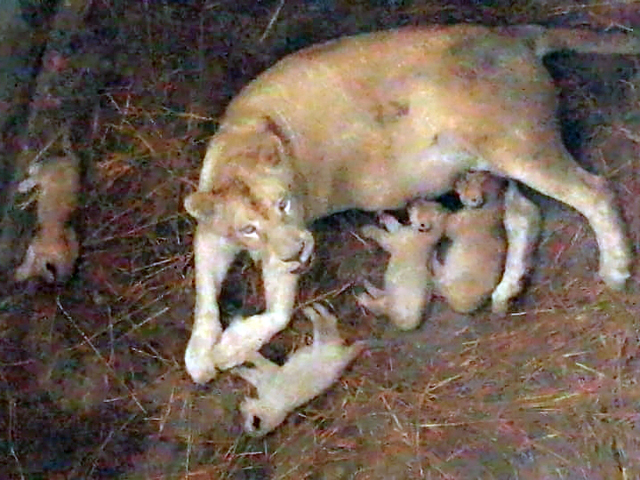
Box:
492;181;541;314
495;138;631;291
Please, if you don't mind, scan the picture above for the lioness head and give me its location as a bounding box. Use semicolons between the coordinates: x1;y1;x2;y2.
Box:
185;118;314;271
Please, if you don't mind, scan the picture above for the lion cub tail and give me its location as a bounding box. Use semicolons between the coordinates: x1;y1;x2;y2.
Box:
509;25;640;57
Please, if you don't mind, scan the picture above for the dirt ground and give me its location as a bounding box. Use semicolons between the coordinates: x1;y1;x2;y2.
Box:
2;1;640;478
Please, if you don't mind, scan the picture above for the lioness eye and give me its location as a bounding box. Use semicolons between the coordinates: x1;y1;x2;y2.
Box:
276;197;290;214
239;225;257;236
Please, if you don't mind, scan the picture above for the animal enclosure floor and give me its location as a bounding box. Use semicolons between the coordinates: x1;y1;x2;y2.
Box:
2;1;640;478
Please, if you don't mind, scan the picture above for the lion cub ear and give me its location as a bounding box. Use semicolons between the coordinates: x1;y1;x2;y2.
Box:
184;191;218;221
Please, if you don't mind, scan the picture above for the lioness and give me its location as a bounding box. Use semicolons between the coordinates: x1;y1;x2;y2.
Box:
434;171;509;313
184;25;634;383
356;201;448;330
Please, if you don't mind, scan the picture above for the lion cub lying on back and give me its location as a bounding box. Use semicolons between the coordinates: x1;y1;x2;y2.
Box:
433;171;508;313
356;200;448;330
15;157;80;283
233;304;364;437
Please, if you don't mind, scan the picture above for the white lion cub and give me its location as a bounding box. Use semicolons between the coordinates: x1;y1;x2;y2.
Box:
433;171;507;313
356;200;448;330
233;304;364;437
15;157;80;283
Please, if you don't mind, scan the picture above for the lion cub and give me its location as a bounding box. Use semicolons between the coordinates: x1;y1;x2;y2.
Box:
15;157;80;283
357;200;448;330
233;304;364;437
433;171;507;313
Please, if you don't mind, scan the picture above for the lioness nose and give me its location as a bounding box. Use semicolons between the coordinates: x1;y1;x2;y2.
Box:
283;240;308;263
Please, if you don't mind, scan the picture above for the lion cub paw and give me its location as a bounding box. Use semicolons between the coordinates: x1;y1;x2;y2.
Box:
355;279;387;315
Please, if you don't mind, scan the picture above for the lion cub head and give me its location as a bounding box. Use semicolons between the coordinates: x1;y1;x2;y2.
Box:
185;118;314;270
455;170;505;208
408;198;449;233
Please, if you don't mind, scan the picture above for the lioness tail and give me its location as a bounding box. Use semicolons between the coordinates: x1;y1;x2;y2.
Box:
508;25;640;56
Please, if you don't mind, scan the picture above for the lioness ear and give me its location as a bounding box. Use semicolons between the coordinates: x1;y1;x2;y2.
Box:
184;192;218;221
255;116;288;166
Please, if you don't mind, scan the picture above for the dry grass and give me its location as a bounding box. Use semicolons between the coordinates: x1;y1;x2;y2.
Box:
2;1;640;478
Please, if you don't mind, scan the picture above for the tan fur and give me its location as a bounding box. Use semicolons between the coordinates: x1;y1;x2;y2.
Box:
15;157;79;283
357;201;447;330
184;25;633;383
233;304;364;436
434;172;507;313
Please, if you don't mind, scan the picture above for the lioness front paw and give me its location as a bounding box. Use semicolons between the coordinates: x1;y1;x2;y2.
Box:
185;347;217;384
599;249;631;291
490;283;512;316
184;317;222;384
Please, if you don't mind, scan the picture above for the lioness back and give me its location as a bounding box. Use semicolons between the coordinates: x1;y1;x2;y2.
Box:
218;25;557;215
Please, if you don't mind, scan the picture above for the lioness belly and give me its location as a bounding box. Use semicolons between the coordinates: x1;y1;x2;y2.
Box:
340;155;467;211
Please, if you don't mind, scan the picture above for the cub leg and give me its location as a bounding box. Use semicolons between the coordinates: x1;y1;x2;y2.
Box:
377;213;402;233
303;303;342;346
359;213;401;251
185;227;239;384
234;352;279;388
355;279;388;316
357;221;395;316
494;136;630;291
491;181;541;314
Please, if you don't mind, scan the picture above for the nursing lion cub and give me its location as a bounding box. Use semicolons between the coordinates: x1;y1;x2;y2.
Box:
434;171;510;314
184;25;634;383
357;200;447;330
